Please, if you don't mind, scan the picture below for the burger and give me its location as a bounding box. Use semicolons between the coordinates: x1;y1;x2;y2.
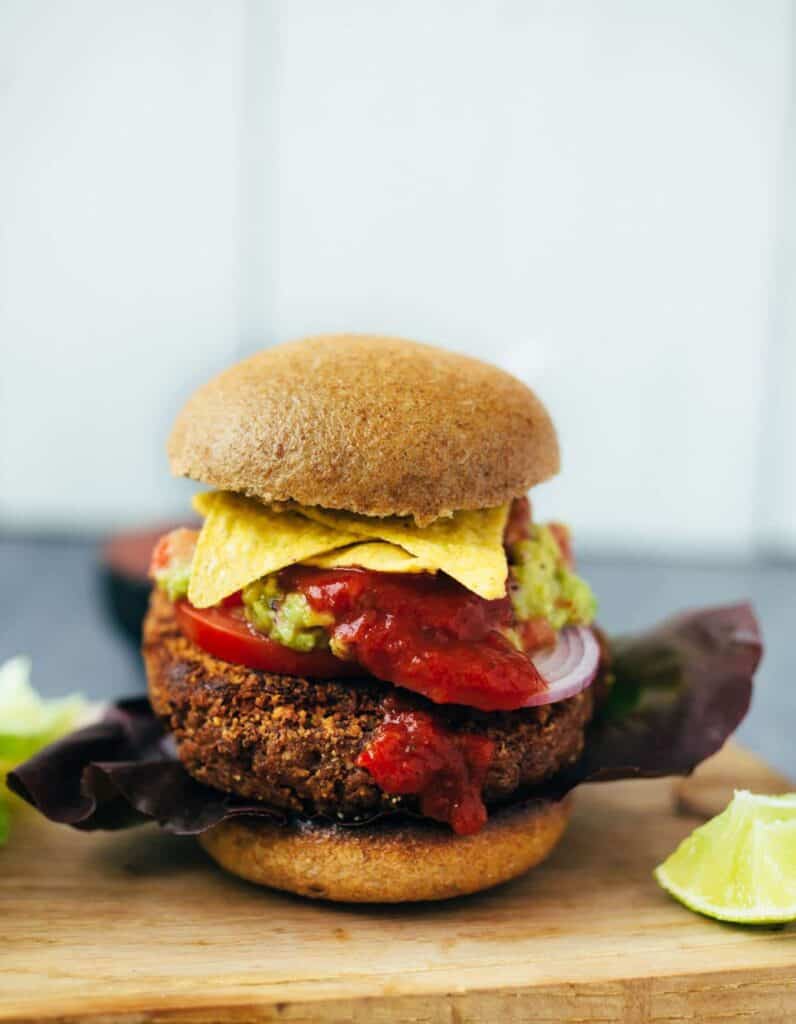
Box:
9;333;762;903
144;333;605;900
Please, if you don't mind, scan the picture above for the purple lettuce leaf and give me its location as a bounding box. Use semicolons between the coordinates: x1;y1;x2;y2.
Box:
7;603;762;835
7;699;282;834
552;602;761;792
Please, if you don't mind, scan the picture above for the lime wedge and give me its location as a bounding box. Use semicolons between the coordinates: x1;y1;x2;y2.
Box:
655;790;796;924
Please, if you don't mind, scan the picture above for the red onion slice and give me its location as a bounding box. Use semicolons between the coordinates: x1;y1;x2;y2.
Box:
524;625;600;706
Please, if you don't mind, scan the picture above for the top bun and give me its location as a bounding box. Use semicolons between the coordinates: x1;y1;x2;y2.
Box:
168;334;559;524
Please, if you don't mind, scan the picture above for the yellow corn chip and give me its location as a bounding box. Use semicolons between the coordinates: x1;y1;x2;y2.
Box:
188;492;359;608
296;504;510;600
305;542;437;574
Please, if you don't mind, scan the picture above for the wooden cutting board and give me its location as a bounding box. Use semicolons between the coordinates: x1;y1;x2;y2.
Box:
2;743;794;1023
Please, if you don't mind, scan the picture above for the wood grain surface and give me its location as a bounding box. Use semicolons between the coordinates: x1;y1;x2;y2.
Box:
2;743;794;1023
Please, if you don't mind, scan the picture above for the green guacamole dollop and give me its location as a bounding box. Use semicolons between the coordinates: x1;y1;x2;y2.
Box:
154;562;192;602
242;576;333;653
510;525;596;630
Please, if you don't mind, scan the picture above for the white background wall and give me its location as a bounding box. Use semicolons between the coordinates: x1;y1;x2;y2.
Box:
1;0;794;558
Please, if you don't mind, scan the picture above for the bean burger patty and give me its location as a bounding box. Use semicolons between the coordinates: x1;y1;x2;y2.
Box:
144;589;595;820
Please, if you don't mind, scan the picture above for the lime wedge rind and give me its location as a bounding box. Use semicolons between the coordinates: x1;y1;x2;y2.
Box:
655;789;796;925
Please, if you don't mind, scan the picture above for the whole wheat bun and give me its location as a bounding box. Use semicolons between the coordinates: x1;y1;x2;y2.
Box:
168;334;559;524
198;796;570;903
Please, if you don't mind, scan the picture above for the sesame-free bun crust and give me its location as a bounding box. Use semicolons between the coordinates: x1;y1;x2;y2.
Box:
168;335;559;524
198;797;571;903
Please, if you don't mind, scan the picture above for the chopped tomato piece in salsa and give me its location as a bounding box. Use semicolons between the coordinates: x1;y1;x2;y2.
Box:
149;528;198;576
504;495;532;546
519;615;557;653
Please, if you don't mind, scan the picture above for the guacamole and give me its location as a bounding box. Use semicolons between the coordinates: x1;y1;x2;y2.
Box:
242;576;333;653
510;525;596;630
153;560;192;602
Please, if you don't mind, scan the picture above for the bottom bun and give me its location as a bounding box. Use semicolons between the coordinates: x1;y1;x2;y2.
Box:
198;796;571;903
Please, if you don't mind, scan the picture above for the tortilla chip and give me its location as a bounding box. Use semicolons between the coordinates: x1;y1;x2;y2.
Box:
305;542;437;574
188;492;358;608
296;504;510;600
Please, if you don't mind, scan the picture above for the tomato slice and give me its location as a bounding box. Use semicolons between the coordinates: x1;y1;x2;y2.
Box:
174;601;362;679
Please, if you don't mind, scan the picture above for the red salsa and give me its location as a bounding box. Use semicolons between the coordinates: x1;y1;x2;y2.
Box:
357;699;494;835
280;565;547;712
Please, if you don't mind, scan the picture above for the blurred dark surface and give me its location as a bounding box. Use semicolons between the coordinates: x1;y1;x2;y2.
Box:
1;534;793;780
